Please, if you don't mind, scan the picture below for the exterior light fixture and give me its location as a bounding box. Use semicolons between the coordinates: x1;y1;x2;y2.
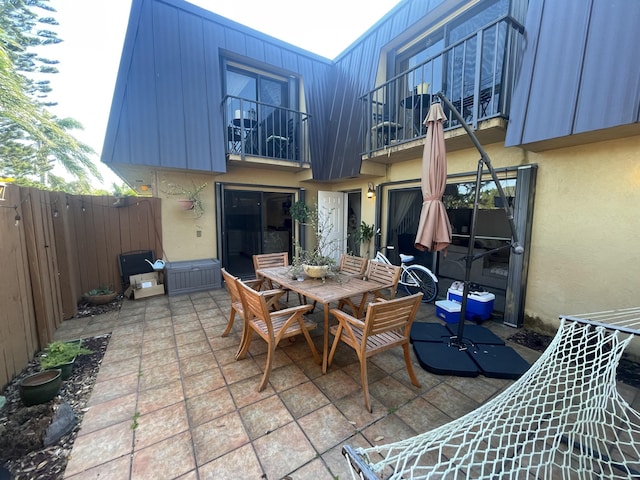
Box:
367;182;375;199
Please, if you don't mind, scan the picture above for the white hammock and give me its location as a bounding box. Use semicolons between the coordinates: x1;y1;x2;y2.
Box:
344;307;640;479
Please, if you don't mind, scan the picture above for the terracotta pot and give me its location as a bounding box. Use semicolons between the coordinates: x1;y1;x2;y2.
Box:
178;199;195;210
85;292;117;305
19;370;62;406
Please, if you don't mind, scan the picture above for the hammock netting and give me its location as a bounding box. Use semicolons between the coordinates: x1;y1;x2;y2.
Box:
344;307;640;479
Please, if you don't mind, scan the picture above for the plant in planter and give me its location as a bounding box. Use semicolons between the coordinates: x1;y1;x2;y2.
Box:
40;340;93;380
84;286;117;305
356;220;375;258
164;181;207;218
290;200;339;279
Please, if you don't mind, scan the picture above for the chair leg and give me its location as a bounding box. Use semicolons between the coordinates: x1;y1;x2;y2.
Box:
236;326;253;360
298;320;321;364
258;343;275;391
403;343;421;388
327;325;343;367
221;310;236;337
360;356;372;413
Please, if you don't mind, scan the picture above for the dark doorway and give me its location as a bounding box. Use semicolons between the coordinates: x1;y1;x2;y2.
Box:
222;189;295;278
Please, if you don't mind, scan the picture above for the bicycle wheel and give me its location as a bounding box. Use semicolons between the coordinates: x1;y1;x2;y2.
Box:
402;265;438;303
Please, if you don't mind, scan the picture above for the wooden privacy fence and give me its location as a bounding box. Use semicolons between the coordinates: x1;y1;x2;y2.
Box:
0;184;163;388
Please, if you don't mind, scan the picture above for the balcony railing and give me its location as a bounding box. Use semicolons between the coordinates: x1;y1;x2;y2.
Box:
362;16;524;157
223;96;310;164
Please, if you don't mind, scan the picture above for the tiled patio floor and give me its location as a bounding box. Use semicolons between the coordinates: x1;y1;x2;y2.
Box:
52;290;639;479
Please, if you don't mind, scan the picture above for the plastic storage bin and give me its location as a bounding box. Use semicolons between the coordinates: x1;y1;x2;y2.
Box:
447;287;495;321
435;300;462;324
165;259;221;296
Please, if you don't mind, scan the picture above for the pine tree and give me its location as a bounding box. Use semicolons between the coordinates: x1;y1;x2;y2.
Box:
0;0;102;189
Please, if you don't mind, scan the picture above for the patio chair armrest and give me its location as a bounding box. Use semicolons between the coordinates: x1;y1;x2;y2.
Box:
245;278;264;290
275;303;314;317
330;308;366;328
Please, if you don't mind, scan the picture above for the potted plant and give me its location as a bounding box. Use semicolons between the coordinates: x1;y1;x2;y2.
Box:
40;340;93;380
290;201;339;279
356;221;375;258
164;181;207;218
84;286;117;305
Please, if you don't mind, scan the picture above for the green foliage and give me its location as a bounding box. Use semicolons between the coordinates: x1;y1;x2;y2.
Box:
356;221;375;258
164;182;207;218
84;286;114;297
131;411;140;430
291;202;339;268
39;340;92;369
0;1;102;190
111;182;137;197
289;200;310;223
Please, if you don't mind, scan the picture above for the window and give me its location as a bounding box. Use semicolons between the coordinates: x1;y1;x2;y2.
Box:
393;0;511;109
223;61;301;159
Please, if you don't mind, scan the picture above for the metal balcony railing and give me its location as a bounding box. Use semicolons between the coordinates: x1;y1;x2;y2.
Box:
223;96;310;164
362;16;524;157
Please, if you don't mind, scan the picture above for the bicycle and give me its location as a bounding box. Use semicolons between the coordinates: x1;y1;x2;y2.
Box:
373;246;438;303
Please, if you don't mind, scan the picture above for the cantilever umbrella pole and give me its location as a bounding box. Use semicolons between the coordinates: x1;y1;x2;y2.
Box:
434;92;522;250
434;92;523;347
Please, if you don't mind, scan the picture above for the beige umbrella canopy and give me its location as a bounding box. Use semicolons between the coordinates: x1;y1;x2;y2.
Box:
415;102;452;252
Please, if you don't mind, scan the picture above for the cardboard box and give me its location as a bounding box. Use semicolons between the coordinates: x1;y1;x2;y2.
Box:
130;272;165;299
435;300;461;324
447;288;495;321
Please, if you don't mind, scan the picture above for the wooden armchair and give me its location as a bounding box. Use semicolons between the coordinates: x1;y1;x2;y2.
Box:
338;260;402;318
328;292;423;412
253;252;303;304
338;254;368;278
236;280;321;391
220;269;279;359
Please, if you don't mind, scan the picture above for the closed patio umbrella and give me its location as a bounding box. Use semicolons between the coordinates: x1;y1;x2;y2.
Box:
415;102;452;252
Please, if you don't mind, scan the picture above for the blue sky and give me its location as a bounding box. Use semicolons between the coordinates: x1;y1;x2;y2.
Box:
46;0;402;189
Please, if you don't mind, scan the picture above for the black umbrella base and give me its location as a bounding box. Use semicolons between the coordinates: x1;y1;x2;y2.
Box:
411;322;530;379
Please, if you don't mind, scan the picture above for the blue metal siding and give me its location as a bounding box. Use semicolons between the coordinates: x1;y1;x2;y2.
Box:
319;0;447;179
102;0;333;175
506;0;640;147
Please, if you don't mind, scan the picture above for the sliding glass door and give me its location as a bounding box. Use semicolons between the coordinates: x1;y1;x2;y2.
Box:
219;187;297;278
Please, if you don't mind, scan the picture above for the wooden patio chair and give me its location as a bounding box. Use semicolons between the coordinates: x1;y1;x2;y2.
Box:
220;268;265;337
236;280;321;391
253;252;303;304
328;292;423;412
338;254;368;278
338;260;402;318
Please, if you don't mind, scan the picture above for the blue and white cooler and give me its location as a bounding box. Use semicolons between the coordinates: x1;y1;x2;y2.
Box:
435;300;461;324
447;286;495;321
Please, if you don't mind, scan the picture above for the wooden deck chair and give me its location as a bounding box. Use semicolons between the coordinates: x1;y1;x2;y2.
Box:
220;268;265;337
328;292;423;412
338;254;368;277
253;252;303;305
236;280;320;391
338;260;402;318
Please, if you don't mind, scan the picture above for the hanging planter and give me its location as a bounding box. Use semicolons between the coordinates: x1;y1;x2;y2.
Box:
178;199;195;210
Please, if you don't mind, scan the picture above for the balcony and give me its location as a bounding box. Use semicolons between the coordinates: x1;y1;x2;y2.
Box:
362;16;524;161
223;96;310;170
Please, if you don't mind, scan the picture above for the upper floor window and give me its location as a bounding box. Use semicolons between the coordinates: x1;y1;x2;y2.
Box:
393;0;510;97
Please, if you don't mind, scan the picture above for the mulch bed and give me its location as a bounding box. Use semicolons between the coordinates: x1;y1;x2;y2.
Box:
508;330;640;389
0;297;120;480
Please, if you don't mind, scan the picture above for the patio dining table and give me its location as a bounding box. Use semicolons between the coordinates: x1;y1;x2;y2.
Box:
256;266;392;373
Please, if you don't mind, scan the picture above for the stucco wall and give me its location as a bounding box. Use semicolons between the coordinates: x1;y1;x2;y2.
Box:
523;137;640;331
381;135;640;358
